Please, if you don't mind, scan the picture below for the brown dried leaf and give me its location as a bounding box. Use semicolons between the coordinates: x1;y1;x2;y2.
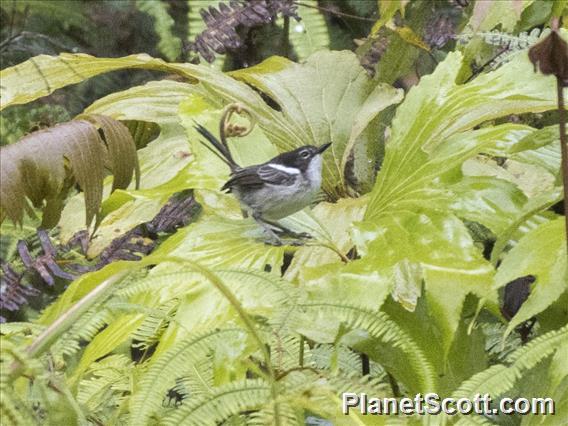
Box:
0;116;138;228
528;30;568;82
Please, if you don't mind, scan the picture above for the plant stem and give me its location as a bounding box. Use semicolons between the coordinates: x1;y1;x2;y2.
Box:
282;15;290;58
387;372;400;397
173;258;282;426
557;76;568;255
10;270;129;378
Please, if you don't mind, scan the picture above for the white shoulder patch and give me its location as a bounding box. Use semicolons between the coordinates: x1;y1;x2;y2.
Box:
268;164;300;174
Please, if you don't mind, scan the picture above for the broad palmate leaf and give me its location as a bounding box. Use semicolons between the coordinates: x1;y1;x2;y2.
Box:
355;46;557;358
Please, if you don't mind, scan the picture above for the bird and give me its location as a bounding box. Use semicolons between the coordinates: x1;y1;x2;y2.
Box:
194;123;331;245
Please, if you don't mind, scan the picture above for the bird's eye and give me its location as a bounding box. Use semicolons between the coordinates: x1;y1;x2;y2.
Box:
300;150;310;159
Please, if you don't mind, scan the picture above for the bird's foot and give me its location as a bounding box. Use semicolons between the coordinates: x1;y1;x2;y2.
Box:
264;237;283;246
274;229;313;240
262;234;307;247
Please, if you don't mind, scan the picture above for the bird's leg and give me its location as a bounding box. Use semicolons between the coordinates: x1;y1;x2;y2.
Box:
252;214;284;246
260;218;312;240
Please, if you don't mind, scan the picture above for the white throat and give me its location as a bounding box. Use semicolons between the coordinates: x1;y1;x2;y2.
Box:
305;155;323;188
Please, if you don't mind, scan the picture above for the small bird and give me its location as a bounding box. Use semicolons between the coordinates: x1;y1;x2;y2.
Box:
194;123;331;245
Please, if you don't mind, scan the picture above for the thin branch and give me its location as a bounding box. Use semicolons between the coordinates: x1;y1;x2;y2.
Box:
556;76;568;255
294;1;376;23
149;255;282;426
464;46;509;83
281;15;290;58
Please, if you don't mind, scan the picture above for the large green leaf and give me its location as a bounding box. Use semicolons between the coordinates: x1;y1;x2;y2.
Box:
366;50;556;219
353;44;557;356
0;53;199;110
449;176;527;235
84;80;195;125
353;208;496;357
150;213;291;272
494;217;567;338
2;51;401;197
490;187;563;262
283;196;368;282
230;51;403;197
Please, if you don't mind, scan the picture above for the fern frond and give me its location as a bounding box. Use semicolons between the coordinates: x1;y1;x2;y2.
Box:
453;325;567;400
308;344;364;376
169;356;215;400
0;341;43;425
0;321;45;338
289;0;330;61
327;372;390;397
0;388;39;426
248;399;303;426
51;308;114;357
457;28;550;51
131;299;178;350
457;28;551;69
162;379;271;426
135;0;182;61
270;332;310;373
128;327;247;425
77;354;134;414
294;303;438;393
118;268;299;312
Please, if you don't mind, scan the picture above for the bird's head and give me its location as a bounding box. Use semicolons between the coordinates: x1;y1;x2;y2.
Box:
276;143;331;172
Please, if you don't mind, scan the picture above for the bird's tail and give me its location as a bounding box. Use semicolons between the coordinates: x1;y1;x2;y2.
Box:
194;123;238;170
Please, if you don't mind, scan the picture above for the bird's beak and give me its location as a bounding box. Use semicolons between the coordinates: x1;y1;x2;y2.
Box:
317;142;332;154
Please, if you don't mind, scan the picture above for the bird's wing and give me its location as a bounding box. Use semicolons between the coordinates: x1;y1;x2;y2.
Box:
221;164;297;191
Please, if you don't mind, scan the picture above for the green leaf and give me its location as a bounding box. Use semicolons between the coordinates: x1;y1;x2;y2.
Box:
371;0;408;35
449;176;528;235
136;0;181;61
283;197;368;282
0;53;197;110
72;313;145;383
462;156;556;198
0;115;138;228
494;217;567;338
85;80;195;125
150;213;290;272
366;49;555;219
353;209;496;358
288;0;330;60
231;51;403;197
466;0;531;32
508;126;562;181
490;187;562;262
453;325;567;402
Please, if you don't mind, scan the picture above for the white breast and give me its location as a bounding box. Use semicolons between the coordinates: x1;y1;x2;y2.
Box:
233;155;325;221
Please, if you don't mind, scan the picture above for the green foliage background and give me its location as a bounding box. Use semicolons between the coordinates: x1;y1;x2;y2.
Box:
0;1;567;425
